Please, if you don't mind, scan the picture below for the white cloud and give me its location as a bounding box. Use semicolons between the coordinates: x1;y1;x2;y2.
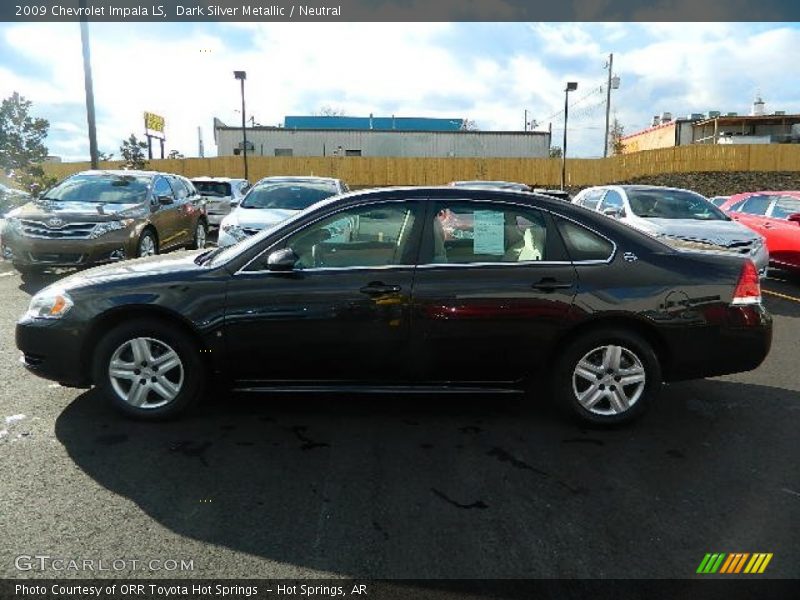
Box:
1;22;799;161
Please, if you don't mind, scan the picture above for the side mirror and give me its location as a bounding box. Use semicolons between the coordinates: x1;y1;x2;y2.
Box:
267;248;298;271
787;213;800;225
230;199;240;207
157;194;174;205
602;207;623;218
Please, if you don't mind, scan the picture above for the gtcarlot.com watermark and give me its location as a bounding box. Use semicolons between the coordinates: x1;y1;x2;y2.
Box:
15;555;195;572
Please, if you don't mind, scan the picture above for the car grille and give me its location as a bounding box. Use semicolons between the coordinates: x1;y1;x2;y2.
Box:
670;236;756;255
28;252;85;264
20;219;96;239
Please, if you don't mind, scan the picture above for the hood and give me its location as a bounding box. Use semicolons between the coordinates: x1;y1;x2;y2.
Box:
13;200;144;221
631;218;760;244
46;251;205;292
226;207;300;228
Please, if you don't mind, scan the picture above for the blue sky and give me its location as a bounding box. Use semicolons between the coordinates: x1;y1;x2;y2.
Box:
1;21;799;161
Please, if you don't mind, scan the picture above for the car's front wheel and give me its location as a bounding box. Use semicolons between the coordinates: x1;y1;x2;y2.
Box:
92;319;203;420
552;329;661;425
136;229;158;257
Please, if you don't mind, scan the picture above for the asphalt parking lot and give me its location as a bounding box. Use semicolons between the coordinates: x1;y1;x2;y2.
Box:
0;257;799;580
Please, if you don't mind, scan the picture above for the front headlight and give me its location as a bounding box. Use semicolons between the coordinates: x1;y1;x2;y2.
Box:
221;223;248;242
26;290;74;319
5;217;22;234
89;219;134;239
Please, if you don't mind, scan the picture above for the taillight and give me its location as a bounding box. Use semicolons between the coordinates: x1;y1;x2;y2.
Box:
731;260;761;305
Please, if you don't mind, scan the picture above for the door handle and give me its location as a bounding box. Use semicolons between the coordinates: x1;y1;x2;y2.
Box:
532;278;573;291
762;223;773;229
360;283;402;296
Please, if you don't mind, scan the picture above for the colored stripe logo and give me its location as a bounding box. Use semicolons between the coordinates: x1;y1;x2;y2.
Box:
697;553;773;574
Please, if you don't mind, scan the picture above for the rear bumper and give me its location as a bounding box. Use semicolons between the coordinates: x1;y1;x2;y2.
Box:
2;229;137;268
16;316;90;387
665;304;773;381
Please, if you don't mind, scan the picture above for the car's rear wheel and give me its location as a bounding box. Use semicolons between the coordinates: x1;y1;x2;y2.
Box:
552;329;661;425
137;229;158;257
190;220;207;250
92;319;203;420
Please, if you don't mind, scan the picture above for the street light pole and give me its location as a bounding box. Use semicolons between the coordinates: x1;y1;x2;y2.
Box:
79;2;98;169
561;82;578;191
234;70;248;180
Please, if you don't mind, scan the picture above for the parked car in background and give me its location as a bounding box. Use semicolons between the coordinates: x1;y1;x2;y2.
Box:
191;177;250;226
572;185;770;277
718;191;800;273
449;180;532;191
709;195;730;207
17;187;771;425
534;188;572;201
1;170;208;274
218;176;347;247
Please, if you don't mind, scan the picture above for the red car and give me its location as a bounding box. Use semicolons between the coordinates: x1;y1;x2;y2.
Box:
718;191;800;273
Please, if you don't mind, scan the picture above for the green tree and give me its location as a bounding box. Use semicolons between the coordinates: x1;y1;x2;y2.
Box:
167;149;184;159
120;134;148;170
0;92;51;196
549;146;563;158
608;117;625;156
98;151;115;161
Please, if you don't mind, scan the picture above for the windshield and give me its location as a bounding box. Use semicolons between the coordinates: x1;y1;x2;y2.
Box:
193;181;232;197
240;182;338;210
627;189;728;221
42;173;150;204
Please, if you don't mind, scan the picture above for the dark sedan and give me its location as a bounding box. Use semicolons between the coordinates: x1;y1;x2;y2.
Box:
16;187;772;425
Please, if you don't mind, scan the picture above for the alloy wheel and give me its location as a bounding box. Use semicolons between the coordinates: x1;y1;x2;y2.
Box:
195;223;207;249
138;235;156;257
108;337;184;409
572;344;646;416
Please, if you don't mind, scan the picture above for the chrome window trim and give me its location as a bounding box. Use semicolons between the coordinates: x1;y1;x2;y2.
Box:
235;198;419;275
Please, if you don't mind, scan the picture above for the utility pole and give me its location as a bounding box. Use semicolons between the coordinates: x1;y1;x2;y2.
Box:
524;109;528;132
79;1;98;169
603;53;620;158
561;82;578;190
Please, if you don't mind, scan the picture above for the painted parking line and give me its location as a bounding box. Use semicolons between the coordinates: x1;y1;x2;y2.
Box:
763;289;800;304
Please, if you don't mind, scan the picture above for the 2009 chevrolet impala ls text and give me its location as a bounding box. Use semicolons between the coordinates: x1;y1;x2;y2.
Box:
15;187;772;425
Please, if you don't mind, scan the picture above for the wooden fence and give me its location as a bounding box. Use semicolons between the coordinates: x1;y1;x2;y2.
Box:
40;144;800;188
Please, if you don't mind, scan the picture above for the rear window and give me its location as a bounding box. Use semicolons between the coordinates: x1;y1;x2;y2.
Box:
769;195;800;219
42;174;150;204
555;217;614;262
194;181;232;197
240;182;339;210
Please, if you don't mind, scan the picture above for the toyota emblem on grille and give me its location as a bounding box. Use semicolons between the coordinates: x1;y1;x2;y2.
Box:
46;217;65;228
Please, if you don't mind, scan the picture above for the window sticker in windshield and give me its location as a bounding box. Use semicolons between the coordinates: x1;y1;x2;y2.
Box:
473;210;505;255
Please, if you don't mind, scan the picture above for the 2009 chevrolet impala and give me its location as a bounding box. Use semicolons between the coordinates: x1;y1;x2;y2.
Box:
16;187;772;425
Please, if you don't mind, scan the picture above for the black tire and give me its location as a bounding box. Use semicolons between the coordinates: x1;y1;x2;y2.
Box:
189;219;208;250
14;263;45;276
136;229;158;257
551;328;662;426
92;318;203;420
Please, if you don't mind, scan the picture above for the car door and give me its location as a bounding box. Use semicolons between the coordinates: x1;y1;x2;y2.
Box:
409;198;578;384
222;199;424;383
761;194;800;266
167;176;196;245
729;194;771;235
149;175;180;249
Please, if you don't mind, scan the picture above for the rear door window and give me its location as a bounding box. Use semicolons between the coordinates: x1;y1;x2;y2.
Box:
553;217;615;262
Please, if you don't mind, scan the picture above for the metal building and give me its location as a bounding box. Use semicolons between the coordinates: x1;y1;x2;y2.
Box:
213;116;551;158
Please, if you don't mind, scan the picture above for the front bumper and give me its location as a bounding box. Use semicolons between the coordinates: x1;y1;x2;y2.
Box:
16;316;91;387
2;228;137;268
